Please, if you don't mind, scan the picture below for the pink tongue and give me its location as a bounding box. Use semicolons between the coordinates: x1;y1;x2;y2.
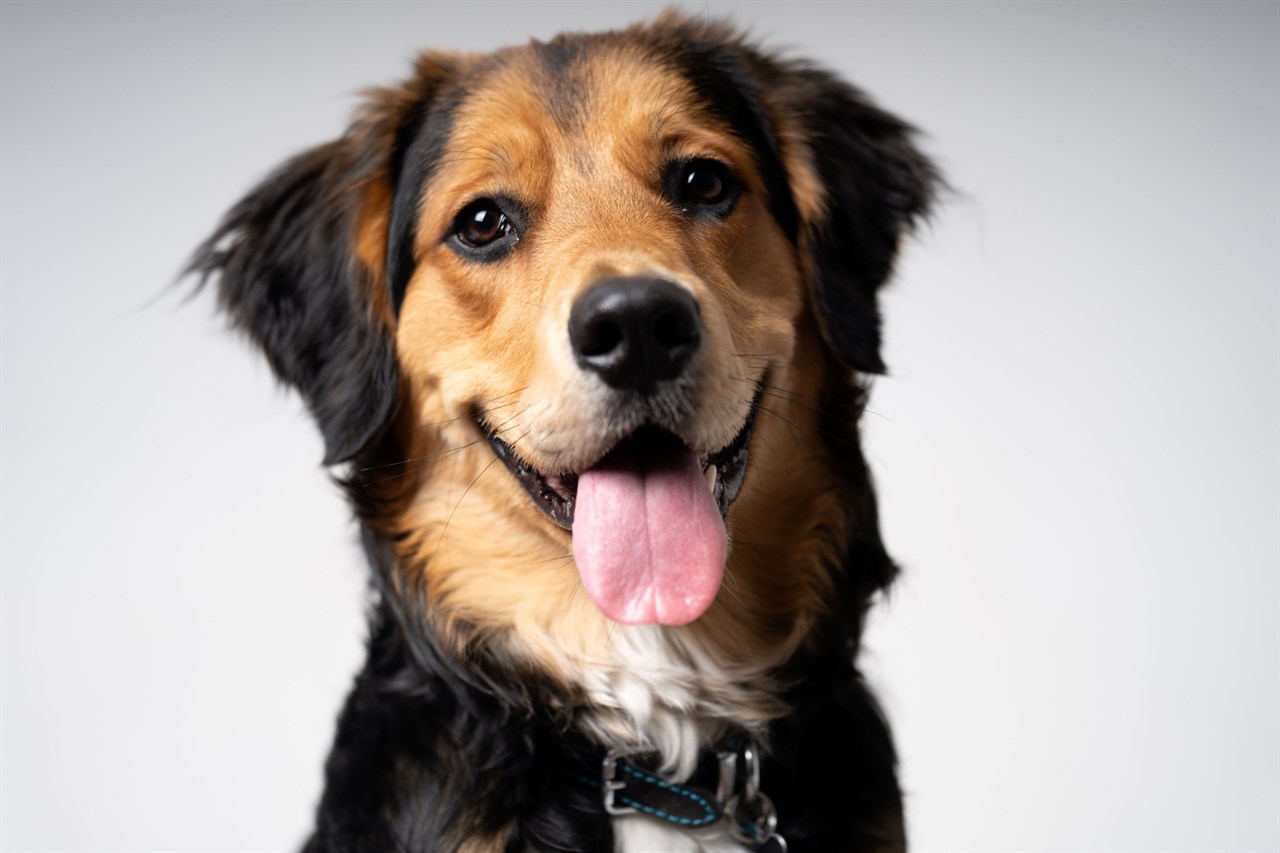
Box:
572;436;726;625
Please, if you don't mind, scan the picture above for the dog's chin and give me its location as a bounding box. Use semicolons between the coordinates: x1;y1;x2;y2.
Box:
478;390;760;532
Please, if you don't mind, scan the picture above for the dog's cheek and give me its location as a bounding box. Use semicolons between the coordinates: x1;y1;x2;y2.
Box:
395;257;524;416
713;199;805;370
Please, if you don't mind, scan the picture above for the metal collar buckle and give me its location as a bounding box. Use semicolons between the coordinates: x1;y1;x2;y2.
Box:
600;748;637;816
600;746;738;816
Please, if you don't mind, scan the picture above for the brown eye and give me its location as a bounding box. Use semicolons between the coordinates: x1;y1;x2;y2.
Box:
455;200;512;248
667;159;740;219
683;161;728;204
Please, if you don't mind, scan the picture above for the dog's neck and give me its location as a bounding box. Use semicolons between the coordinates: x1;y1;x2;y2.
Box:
568;622;789;780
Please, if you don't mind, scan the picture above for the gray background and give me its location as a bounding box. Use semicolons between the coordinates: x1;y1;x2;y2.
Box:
3;1;1277;850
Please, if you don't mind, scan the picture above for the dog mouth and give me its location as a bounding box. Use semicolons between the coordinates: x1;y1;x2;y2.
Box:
479;389;760;531
478;386;761;626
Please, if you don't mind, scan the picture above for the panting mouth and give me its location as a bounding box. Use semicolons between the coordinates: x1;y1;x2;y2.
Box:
478;385;762;626
478;387;760;531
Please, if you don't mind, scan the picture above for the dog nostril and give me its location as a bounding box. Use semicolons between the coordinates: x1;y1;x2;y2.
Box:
579;319;624;358
653;309;699;350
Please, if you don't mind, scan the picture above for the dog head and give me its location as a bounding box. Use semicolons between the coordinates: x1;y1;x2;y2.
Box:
193;13;936;681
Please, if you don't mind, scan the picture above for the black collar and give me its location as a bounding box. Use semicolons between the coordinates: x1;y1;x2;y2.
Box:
561;736;787;851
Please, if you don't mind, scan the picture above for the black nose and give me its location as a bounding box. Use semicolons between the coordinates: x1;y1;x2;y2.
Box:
568;277;702;392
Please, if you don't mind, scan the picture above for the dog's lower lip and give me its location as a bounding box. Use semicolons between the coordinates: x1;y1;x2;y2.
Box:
481;427;578;528
478;385;763;531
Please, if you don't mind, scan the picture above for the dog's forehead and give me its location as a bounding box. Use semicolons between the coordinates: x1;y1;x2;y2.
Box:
435;38;743;190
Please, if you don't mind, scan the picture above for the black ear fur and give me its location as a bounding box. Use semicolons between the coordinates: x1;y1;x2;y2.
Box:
190;57;455;465
189;142;399;465
772;65;939;374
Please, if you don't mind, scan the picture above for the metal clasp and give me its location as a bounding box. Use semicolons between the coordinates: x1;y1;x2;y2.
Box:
601;749;638;815
714;745;739;805
725;740;788;852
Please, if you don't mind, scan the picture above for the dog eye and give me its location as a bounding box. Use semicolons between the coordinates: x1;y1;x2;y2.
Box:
669;159;740;217
454;200;514;249
682;161;729;204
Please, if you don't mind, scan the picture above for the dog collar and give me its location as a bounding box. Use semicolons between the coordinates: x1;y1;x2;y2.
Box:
565;738;787;851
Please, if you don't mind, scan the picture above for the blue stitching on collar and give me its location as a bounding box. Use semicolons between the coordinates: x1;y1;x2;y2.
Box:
619;763;718;827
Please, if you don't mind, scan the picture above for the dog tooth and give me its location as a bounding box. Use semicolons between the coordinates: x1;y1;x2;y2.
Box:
704;464;718;494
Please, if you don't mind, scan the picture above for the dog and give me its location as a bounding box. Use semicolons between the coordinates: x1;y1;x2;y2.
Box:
191;11;937;852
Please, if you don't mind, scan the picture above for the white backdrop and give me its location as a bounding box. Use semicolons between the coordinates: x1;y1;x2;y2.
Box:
3;2;1276;850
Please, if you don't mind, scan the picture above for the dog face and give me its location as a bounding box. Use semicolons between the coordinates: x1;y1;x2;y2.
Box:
392;40;813;635
401;49;794;480
194;12;935;694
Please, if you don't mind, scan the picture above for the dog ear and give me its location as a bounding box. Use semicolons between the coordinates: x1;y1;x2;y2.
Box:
764;66;940;374
189;57;453;464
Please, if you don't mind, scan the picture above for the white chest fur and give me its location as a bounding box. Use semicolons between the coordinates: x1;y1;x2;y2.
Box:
573;625;776;777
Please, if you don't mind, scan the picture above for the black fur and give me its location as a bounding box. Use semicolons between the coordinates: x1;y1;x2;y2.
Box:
188;142;399;465
768;62;938;375
302;529;615;853
194;18;937;852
